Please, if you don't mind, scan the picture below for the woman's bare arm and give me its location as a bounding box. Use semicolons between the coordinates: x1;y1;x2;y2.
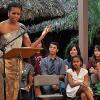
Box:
67;73;81;87
23;25;52;47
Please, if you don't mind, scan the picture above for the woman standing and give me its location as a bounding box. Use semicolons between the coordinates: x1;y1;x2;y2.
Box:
0;2;51;100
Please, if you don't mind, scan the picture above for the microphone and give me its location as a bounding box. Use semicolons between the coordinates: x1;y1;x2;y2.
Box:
20;25;31;34
0;25;31;51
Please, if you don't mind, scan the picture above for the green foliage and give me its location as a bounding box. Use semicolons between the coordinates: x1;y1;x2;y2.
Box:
64;0;78;29
88;0;100;47
65;0;100;55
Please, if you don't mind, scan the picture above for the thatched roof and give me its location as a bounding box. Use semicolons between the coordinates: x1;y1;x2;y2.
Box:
21;0;78;33
21;0;65;20
0;0;78;33
28;0;78;33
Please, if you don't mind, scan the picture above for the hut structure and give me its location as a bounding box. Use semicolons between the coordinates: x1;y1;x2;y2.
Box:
0;0;100;58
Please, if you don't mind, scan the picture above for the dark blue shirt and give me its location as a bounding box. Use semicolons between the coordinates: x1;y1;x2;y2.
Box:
64;59;71;68
40;56;65;75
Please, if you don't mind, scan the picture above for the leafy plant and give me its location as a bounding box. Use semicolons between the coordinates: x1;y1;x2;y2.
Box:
88;0;100;47
65;0;100;55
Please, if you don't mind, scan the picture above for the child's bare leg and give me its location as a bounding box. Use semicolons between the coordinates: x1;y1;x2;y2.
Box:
81;93;88;100
97;62;100;81
35;86;42;96
78;85;94;100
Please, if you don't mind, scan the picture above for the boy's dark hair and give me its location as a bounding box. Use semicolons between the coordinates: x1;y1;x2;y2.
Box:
49;42;59;49
71;55;83;71
7;2;22;11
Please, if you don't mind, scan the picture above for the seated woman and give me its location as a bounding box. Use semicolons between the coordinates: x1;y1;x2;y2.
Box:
66;55;94;100
18;58;34;100
30;40;47;96
64;44;86;72
88;45;100;84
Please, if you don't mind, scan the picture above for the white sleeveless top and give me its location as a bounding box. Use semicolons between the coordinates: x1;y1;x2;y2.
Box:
66;68;88;98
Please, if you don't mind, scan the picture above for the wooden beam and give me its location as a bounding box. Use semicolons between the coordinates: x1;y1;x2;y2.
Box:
78;0;88;64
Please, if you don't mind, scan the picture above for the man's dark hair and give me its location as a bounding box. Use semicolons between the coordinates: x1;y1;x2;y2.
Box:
50;42;59;49
7;2;22;11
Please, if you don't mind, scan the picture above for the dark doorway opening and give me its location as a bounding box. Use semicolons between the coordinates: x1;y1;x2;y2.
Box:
29;29;78;59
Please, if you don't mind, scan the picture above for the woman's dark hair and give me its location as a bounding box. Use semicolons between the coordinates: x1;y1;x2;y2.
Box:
33;38;48;57
66;44;81;62
7;2;22;11
71;55;83;71
93;45;100;59
91;45;100;66
41;40;48;56
94;45;100;51
23;58;30;63
49;42;59;49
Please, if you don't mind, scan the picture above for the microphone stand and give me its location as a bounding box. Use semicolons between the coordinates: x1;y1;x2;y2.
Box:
0;30;26;100
1;45;6;100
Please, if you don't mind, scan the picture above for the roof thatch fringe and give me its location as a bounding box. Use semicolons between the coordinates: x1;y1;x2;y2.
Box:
0;0;77;19
28;13;78;34
21;0;65;20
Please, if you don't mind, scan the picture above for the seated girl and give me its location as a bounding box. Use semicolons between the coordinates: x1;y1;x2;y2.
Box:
66;55;94;100
88;45;100;84
18;58;34;100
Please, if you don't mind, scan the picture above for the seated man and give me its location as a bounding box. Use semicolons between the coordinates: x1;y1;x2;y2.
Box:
40;42;66;94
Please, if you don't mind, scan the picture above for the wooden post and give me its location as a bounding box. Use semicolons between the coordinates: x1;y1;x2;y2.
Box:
78;0;88;64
